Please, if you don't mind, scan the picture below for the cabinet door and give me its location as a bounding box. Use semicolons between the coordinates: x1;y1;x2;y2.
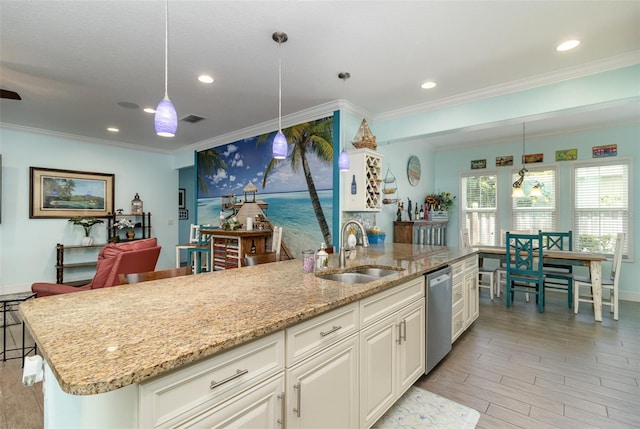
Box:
360;314;396;428
397;299;425;393
465;268;479;326
287;335;359;429
177;375;284;429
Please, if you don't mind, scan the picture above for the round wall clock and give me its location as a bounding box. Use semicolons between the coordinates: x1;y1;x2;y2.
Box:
407;155;421;186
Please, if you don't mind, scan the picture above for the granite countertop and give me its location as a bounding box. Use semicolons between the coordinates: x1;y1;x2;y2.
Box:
20;243;476;395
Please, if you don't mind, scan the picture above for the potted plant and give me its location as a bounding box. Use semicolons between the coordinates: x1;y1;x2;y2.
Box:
114;218;135;240
68;216;104;246
424;192;456;220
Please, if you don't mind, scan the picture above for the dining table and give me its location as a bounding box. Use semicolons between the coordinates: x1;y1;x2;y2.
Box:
476;246;608;321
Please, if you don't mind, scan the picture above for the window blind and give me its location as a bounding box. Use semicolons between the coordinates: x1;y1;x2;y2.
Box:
512;167;556;232
461;173;497;245
573;159;631;258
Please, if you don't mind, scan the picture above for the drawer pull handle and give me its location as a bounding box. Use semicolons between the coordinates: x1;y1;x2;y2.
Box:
320;325;342;337
209;368;248;390
293;382;301;417
277;392;285;426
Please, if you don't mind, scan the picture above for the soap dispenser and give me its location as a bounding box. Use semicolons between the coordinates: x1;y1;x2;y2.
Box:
316;243;329;270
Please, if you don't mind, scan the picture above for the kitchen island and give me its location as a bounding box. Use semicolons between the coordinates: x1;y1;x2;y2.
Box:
20;243;477;428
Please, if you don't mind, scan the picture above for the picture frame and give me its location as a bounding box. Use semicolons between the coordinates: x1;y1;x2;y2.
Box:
592;144;617;158
471;159;486;169
29;167;114;218
495;155;513;167
178;188;186;209
179;208;189;220
523;153;544;164
555;148;577;161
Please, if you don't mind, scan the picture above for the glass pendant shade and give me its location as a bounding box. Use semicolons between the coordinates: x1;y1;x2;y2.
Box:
154;97;177;137
511;186;525;198
529;183;543;198
338;149;350;171
272;130;287;159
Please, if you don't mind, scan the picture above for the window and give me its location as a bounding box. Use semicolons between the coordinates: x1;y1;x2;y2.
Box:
511;167;556;232
572;159;632;259
460;173;497;245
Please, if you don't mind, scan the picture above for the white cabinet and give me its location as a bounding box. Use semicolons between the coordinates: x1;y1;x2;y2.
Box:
284;302;359;429
286;335;359;429
139;331;285;428
465;259;479;326
177;375;285;429
359;277;425;428
452;254;479;343
343;148;383;212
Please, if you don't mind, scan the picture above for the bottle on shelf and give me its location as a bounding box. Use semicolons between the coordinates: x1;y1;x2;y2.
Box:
250;240;256;254
351;175;357;195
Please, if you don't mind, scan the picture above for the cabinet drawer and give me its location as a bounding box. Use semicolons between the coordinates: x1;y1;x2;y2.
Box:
286;302;359;366
452;281;464;306
139;331;285;429
452;308;465;340
464;255;478;271
451;260;464;277
360;277;425;327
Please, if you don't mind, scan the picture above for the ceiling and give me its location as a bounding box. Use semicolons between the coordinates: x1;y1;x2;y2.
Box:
1;1;639;153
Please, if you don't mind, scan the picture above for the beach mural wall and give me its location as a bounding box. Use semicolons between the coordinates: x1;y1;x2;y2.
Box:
196;115;335;259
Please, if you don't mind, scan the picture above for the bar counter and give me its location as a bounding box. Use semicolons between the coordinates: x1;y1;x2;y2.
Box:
20;243;476;395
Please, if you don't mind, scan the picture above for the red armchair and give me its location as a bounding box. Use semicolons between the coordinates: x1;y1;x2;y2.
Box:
32;238;161;298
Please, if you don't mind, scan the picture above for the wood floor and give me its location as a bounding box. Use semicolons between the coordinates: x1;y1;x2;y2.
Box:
417;291;640;429
1;291;638;429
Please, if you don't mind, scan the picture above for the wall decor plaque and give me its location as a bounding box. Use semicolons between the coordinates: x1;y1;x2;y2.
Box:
407;155;421;186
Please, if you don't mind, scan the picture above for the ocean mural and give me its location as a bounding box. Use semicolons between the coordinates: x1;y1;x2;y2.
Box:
197;116;335;258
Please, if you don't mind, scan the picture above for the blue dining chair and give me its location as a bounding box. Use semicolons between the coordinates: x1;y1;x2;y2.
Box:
506;232;545;313
187;226;212;273
539;230;573;308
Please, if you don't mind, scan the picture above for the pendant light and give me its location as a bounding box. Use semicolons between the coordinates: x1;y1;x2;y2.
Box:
272;32;288;159
338;72;351;171
511;123;528;198
154;0;177;137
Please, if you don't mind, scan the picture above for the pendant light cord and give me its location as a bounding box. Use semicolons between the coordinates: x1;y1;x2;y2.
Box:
164;0;169;98
278;42;282;132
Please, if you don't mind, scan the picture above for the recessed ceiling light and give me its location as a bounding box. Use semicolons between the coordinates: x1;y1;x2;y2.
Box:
107;127;119;132
143;107;156;114
421;81;437;90
198;75;214;84
557;39;580;52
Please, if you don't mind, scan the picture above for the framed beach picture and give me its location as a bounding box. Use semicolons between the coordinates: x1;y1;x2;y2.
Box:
471;159;486;169
496;155;513;167
29;167;114;218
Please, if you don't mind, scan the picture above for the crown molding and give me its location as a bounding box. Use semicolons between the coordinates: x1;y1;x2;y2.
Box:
374;51;640;123
187;100;372;152
0;122;173;154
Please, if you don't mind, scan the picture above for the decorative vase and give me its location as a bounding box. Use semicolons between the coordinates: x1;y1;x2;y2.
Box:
126;230;135;240
81;236;94;246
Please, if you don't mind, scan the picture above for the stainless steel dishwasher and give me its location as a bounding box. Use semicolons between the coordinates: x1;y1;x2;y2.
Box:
425;265;453;374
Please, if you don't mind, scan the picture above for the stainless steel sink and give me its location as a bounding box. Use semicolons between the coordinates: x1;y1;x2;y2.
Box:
351;267;400;277
315;266;403;284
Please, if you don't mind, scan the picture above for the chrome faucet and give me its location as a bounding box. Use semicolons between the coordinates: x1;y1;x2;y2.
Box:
339;220;369;268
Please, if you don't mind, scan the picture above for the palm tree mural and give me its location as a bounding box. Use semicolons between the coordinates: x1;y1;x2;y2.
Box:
197;148;227;195
258;117;334;247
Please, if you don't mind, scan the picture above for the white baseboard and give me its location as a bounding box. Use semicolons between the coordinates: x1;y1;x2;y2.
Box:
619;291;640;302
